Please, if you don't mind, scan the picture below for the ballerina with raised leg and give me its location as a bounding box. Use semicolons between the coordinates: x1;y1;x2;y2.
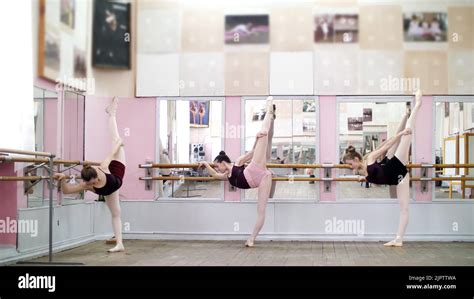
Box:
199;96;277;247
52;96;126;253
342;90;423;247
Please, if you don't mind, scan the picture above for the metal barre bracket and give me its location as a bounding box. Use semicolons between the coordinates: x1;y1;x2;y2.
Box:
144;160;153;190
421;163;430;193
323;162;332;192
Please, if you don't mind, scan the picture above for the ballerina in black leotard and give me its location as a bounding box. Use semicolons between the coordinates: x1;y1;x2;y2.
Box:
53;97;126;253
342;90;423;247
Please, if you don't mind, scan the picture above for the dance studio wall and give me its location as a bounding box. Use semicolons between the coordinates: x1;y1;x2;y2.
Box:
136;0;474;97
32;0;137;97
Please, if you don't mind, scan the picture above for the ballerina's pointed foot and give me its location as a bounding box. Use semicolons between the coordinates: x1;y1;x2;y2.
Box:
106;96;119;115
107;244;125;253
244;238;255;248
384;237;403;247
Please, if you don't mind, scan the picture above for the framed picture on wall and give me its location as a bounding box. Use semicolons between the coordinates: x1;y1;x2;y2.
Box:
348;117;363;131
363;108;372;122
314;14;358;43
403;12;447;42
314;14;334;43
303;100;316;112
92;0;131;68
225;15;269;44
190;101;210;128
38;0;88;85
60;0;75;29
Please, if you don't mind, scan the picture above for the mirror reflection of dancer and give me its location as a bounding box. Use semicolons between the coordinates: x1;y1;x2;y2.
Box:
53;97;126;253
343;90;423;247
199;96;276;247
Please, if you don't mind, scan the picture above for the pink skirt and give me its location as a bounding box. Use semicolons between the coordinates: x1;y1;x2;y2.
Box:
243;161;273;188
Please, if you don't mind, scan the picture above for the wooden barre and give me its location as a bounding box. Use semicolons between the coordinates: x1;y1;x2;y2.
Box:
139;163;474;169
0;176;47;181
140;163;351;169
0;148;52;157
139;176;474;182
0;156;100;166
139;176;352;182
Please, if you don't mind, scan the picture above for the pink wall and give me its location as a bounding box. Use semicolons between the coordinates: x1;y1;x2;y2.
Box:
319;96;337;201
0;162;18;246
414;96;433;201
84;96;156;200
224;97;242;201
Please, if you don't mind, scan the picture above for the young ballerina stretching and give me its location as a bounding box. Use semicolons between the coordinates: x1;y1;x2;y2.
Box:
52;97;126;253
343;90;423;247
198;96;277;247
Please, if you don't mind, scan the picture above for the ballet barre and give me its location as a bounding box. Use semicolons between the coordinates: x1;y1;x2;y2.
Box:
0;155;100;166
139;162;474;169
0;176;47;181
139;163;352;169
0;148;84;265
139;176;474;182
0;147;52;157
139;162;474;193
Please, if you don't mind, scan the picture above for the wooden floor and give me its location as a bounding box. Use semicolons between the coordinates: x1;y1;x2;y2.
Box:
25;240;474;266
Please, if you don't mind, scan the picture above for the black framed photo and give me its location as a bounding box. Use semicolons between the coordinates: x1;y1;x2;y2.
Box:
92;0;131;68
225;15;269;44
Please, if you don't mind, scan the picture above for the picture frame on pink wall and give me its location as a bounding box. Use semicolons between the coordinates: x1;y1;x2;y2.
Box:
92;0;131;69
190;100;210;128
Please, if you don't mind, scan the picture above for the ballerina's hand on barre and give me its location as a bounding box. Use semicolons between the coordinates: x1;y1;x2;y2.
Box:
197;161;209;169
52;173;67;181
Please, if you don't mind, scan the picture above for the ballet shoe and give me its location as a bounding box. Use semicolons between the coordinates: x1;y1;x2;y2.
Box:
106;97;119;115
244;238;254;248
384;237;403;247
107;244;125;253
